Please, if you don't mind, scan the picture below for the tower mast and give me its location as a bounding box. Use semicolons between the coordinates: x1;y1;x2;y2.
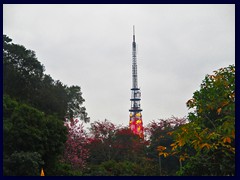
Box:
129;26;143;138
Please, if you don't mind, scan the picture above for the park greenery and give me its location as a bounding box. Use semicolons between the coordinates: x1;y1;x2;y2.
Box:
3;35;235;176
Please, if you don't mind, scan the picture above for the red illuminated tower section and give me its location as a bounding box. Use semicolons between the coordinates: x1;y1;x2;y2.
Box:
129;26;143;138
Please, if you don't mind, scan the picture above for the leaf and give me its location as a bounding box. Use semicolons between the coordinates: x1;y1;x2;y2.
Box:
170;143;178;150
163;152;168;158
179;156;185;162
223;137;231;143
207;104;214;110
181;127;187;132
159;152;164;156
157;145;167;151
221;101;229;107
159;152;169;158
191;140;197;144
231;130;235;138
200;143;211;150
217;108;222;115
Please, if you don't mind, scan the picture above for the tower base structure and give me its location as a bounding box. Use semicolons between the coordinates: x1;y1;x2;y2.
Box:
129;112;143;138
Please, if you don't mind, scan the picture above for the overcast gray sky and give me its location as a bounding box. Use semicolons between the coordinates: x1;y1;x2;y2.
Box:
3;4;235;127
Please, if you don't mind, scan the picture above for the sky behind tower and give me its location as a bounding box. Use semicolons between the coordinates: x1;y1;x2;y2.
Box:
3;4;235;127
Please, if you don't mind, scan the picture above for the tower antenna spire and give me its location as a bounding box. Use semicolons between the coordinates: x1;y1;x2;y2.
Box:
133;25;135;42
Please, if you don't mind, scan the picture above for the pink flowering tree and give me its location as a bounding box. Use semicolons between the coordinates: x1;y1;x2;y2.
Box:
63;119;89;170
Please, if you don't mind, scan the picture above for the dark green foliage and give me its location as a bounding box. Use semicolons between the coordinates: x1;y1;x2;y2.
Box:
3;35;44;105
48;162;83;176
36;78;69;119
146;118;186;175
3;95;68;175
83;160;154;176
3;151;44;176
3;34;88;176
4;95;45;156
187;65;235;128
66;86;89;122
3;34;89;122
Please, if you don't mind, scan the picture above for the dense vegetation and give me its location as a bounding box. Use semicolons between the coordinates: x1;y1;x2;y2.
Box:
3;35;89;175
3;35;235;176
157;65;235;175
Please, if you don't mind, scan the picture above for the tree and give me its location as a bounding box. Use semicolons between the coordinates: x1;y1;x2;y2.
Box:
62;119;89;171
147;117;187;175
3;95;46;156
3;34;44;104
3;151;44;176
169;65;235;175
3;34;90;175
112;127;146;163
42;115;68;175
3;95;68;176
66;86;90;123
87;119;116;164
3;34;89;122
187;65;235;129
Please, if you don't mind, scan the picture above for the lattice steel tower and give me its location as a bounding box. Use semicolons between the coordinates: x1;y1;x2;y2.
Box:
129;26;143;138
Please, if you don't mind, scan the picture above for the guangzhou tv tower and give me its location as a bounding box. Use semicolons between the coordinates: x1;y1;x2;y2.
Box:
129;26;144;138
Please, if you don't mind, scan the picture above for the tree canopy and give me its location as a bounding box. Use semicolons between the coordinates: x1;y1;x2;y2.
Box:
157;65;235;176
3;34;89;122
